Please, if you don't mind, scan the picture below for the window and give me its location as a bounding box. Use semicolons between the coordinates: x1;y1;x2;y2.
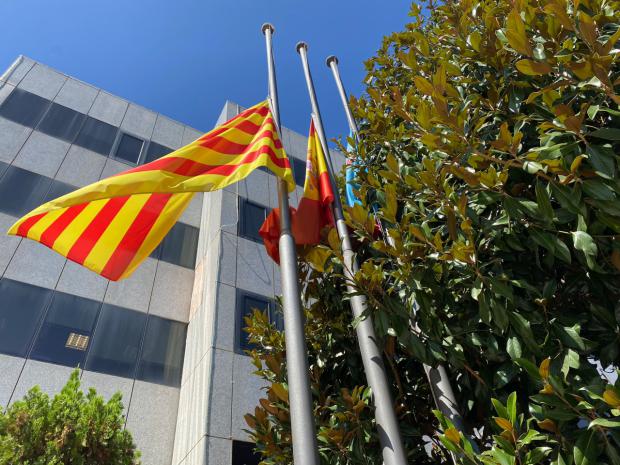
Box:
239;199;267;243
159;222;199;269
30;292;101;368
144;141;172;164
74;116;118;155
0;160;8;179
136;316;187;387
0;279;53;357
0;88;50;128
36;102;85;142
114;133;144;164
236;290;280;352
85;304;147;378
0;165;52;216
291;157;307;187
43;179;76;203
232;441;261;465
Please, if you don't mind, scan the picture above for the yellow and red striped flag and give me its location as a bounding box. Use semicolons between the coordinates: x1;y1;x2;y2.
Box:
8;101;294;281
260;119;334;262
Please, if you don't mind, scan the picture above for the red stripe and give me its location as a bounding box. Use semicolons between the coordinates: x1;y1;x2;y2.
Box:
16;212;47;237
198;128;282;153
198;105;270;141
66;196;131;265
100;193;173;281
39;203;89;248
318;171;335;205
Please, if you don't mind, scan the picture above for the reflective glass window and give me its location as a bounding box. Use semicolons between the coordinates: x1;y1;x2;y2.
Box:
159;222;199;269
75;116;118;155
237;291;274;352
115;133;144;164
85;304;146;378
30;292;101;368
37;102;85;142
137;316;187;387
0;279;53;357
144;141;172;164
0;165;52;216
0;88;50;128
239;199;266;243
292;157;306;187
232;441;261;465
43;179;76;203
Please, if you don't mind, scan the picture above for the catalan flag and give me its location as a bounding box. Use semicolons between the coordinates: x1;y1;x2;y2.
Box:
8;101;294;281
260;119;334;262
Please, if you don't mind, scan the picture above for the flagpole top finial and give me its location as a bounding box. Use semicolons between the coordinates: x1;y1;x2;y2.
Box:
326;55;338;67
296;42;308;54
261;23;274;35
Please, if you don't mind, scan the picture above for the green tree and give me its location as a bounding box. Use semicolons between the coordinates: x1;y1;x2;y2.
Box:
245;0;620;464
0;370;140;465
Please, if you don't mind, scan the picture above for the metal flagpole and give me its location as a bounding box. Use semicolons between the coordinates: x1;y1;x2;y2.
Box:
296;42;408;465
262;25;320;465
326;54;466;435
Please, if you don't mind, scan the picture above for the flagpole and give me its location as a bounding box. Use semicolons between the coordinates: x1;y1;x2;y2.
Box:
262;25;320;465
296;42;408;465
326;55;466;435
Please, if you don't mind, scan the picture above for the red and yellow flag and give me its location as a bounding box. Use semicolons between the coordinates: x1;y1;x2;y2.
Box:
260;119;334;262
8;101;294;281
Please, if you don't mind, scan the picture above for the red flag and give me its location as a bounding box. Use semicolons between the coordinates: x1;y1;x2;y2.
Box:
260;120;334;262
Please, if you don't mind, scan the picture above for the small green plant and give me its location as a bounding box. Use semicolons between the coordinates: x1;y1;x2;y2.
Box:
0;369;140;465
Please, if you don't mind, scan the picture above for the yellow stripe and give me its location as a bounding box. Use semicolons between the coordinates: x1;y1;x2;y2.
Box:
26;208;68;242
51;199;109;256
83;194;151;274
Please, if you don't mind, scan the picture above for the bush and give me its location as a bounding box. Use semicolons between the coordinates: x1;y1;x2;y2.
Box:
0;369;139;465
246;0;620;464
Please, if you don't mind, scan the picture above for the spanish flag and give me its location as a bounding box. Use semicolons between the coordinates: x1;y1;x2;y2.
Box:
260;119;334;262
8;101;294;281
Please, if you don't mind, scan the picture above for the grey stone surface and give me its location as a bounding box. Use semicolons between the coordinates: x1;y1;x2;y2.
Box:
99;157;130;179
287;129;308;158
18;63;66;100
4;240;65;290
235;237;274;296
152;115;185;149
13;130;70;177
0;213;21;276
206;348;233;438
55;145;107;186
178;194;203;229
0;354;25;408
126;381;180;465
80;370;133;404
56;259;109;301
0;117;32;163
0;81;15;106
217;232;237;287
213;282;236;352
0;56;35;85
203;436;231;465
181;126;203;146
120;104;157;140
89;91;128;126
10;360;76;404
54;78;98;113
104;258;157;313
149;262;194;322
239;169;270;206
220;190;238;236
231;353;267;440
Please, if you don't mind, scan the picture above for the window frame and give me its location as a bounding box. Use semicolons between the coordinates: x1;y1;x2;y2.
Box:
110;130;146;166
141;140;173;165
238;197;268;243
235;289;276;355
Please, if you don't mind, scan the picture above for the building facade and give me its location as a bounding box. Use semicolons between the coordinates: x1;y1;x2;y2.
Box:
0;56;343;465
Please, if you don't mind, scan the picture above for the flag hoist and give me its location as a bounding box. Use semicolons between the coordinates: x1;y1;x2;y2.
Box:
261;24;321;465
326;56;468;439
296;43;409;465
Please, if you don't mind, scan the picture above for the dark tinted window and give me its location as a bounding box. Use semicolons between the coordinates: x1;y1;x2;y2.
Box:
43;179;76;203
0;165;52;216
237;291;273;352
30;292;101;368
137;316;187;387
0;88;50;128
85;304;146;378
37;102;85;142
159;222;199;269
0;160;8;179
75;116;118;155
239;199;267;242
0;279;53;357
115;133;144;164
144;141;172;164
232;441;261;465
291;157;306;187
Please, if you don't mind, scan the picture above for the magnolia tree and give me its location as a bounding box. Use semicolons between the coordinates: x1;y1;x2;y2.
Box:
245;1;620;464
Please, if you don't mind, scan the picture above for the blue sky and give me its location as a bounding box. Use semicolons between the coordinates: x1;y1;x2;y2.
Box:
0;0;411;142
